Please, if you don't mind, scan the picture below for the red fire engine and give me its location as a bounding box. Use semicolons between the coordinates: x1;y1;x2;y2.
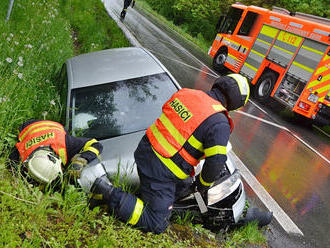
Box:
209;4;330;125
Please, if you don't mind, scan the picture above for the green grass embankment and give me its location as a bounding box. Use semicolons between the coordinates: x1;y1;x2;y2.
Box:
0;0;267;247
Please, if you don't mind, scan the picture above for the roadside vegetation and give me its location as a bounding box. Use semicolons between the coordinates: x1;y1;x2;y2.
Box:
141;0;329;46
1;0;268;247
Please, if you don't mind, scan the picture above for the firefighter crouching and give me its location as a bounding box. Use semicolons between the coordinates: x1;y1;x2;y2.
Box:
10;119;103;185
88;74;250;234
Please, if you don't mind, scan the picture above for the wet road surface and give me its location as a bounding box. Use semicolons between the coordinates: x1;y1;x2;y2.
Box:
104;1;330;247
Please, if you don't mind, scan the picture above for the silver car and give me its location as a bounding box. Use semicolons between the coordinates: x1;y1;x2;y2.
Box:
60;47;247;229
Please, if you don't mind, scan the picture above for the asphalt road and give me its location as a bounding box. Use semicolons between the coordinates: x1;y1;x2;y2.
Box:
104;1;330;247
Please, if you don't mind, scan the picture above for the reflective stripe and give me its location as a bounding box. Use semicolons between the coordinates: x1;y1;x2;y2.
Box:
199;173;213;187
323;54;330;62
244;62;258;71
227;74;250;103
308;73;330;89
315;66;328;75
273;45;294;55
88;193;103;200
153;148;189;179
257;38;271;46
319;87;330;102
28;127;62;136
212;104;226;112
128;198;144;225
58;148;67;164
228;53;238;60
251;49;265;58
318;84;330;94
187;135;203;152
159;114;185;146
83;139;98;151
260;25;278;38
85;146;100;156
150;124;177;156
19;122;63;141
302;45;324;56
204;145;227;157
292;61;314;73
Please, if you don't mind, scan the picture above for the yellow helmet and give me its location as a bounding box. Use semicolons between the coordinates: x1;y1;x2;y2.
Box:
212;73;250;111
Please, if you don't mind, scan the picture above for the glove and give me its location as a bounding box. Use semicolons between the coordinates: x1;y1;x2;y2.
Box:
67;154;88;179
195;177;210;194
194;177;210;205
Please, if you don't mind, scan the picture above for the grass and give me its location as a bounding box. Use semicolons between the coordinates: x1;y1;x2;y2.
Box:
0;0;268;247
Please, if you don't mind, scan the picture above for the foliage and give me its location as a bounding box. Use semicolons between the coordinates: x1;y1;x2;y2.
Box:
60;0;130;54
278;0;330;18
218;222;267;248
143;0;329;44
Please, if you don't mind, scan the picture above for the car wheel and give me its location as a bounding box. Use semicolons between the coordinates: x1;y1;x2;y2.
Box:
253;72;277;102
213;50;228;73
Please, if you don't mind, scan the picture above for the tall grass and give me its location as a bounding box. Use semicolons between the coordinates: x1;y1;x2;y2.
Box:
0;0;72;156
0;0;130;158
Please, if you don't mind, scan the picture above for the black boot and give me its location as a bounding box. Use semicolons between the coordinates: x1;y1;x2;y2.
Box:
242;207;273;227
120;10;126;19
88;175;113;210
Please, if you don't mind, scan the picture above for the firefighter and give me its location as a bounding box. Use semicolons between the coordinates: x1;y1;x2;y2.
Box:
120;0;136;19
10;119;103;185
88;74;250;234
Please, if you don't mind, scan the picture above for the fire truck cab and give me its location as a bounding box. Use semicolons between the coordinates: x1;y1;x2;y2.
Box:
209;4;330;125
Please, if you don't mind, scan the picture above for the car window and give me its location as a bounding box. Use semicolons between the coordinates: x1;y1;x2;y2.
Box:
70;72;178;139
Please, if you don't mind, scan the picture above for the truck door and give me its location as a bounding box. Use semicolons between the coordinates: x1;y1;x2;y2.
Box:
240;25;279;81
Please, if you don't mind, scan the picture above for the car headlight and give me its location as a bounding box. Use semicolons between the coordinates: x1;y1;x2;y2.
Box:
207;170;241;205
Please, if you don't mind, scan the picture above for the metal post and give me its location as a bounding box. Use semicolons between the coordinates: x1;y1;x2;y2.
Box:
6;0;15;22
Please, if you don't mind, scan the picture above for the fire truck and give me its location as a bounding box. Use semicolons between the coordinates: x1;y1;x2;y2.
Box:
209;4;330;125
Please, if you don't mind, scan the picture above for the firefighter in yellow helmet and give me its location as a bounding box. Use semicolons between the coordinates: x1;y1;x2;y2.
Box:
10;119;103;185
88;74;250;234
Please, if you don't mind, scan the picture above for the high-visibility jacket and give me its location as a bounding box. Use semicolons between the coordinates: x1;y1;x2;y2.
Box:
146;88;233;169
15;120;68;165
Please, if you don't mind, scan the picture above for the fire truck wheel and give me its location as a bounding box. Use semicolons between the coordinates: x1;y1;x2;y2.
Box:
213;50;228;73
253;72;277;102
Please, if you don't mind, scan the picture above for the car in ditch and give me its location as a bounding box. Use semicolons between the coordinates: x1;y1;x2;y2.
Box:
58;47;257;230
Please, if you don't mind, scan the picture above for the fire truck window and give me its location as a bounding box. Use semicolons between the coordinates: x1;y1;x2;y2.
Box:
238;12;258;36
220;7;243;34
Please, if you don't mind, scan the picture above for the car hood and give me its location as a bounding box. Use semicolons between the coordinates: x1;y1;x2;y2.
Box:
80;131;236;191
92;130;145;186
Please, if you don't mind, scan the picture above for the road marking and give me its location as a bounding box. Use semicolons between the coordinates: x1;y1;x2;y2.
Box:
146;48;219;78
313;125;330;139
235;110;330;165
235;110;289;130
288;131;330;165
228;151;304;236
248;99;269;115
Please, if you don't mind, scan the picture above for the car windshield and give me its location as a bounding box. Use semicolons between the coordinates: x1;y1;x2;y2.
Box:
70;72;178;139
